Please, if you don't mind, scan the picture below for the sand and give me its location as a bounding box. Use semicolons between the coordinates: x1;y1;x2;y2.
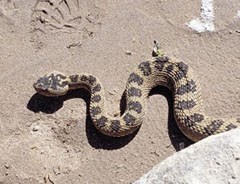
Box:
0;0;239;183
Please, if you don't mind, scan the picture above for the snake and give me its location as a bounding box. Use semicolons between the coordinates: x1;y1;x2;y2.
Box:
33;42;240;142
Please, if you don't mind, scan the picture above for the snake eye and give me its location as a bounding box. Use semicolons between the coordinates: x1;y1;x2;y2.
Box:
36;83;43;89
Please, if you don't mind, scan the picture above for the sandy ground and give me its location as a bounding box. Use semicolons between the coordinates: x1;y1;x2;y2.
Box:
0;0;239;183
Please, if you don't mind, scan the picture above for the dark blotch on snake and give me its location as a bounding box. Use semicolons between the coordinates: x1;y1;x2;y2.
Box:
49;74;67;90
177;61;188;76
166;65;174;74
90;106;101;117
155;62;164;71
128;101;142;114
95;116;107;128
176;99;196;110
175;62;189;81
185;113;204;126
128;73;143;85
89;76;97;85
91;95;101;103
81;75;88;82
155;56;169;63
226;123;238;131
138;61;152;76
204;119;224;135
123;113;136;126
69;74;79;82
154;57;168;71
175;70;186;81
58;73;67;79
35;76;51;90
128;87;142;97
176;80;197;95
110;120;121;132
92;84;101;93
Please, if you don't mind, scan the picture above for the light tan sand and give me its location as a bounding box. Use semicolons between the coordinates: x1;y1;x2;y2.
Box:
0;0;239;183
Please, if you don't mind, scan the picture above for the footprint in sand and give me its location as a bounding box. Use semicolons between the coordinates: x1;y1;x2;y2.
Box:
0;0;17;24
31;0;105;49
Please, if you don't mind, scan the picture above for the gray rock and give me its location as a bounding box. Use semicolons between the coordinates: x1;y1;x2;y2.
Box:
134;129;240;184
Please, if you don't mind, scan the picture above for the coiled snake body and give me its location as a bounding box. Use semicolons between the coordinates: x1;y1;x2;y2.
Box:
33;45;239;142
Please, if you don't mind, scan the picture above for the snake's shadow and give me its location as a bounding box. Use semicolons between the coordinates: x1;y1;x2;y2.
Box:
27;89;138;150
149;86;194;150
27;87;193;150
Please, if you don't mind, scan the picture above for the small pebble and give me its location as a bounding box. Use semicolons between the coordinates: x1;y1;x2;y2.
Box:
4;164;10;169
125;51;132;55
32;125;40;131
53;166;61;175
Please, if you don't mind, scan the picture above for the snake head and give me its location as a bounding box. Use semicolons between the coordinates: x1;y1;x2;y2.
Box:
33;71;69;97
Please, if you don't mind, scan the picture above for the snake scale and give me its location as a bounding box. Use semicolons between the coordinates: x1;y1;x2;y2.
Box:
33;42;240;142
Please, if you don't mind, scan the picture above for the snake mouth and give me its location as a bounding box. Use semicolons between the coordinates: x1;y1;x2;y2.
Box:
33;83;54;97
33;83;69;97
33;86;51;97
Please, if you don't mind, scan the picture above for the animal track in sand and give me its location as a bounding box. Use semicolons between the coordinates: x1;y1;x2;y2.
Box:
32;0;103;32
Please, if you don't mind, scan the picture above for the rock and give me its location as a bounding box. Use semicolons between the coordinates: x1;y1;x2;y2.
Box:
134;129;240;184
